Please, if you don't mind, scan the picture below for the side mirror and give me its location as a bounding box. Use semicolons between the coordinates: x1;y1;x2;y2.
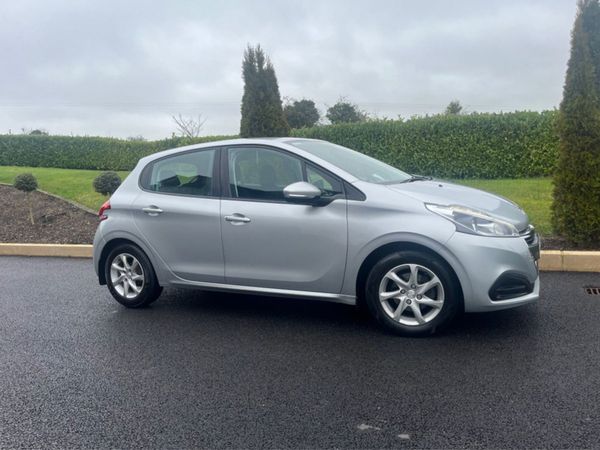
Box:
283;181;322;204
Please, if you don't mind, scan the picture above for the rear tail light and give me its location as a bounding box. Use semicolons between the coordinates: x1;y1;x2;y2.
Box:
99;200;111;221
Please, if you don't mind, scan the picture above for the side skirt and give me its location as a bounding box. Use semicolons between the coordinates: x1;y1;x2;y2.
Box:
169;280;356;305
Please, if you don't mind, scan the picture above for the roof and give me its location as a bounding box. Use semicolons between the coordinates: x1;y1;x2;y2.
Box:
138;137;321;164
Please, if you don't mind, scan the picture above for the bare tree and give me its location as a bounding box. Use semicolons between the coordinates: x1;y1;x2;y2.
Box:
444;100;463;115
171;114;206;138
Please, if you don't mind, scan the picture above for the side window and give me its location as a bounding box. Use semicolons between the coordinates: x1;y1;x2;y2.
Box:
143;149;216;197
228;147;303;201
306;164;343;198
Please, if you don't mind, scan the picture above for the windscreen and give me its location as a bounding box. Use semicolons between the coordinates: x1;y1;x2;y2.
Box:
288;140;411;184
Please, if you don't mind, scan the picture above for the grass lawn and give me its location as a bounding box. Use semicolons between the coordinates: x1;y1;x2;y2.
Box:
0;166;129;211
0;166;553;235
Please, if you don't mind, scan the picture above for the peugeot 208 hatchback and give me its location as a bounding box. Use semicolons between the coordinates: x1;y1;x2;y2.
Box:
93;138;540;336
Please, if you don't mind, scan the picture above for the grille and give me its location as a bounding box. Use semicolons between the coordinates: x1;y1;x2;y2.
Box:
520;225;536;245
585;287;600;295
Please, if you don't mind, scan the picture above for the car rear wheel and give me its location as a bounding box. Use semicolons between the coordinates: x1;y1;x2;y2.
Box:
105;244;162;308
365;250;460;336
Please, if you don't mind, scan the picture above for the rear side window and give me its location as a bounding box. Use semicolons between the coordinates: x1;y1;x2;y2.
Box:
141;149;216;197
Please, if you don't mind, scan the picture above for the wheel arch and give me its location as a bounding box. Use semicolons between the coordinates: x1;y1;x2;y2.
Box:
98;237;153;285
355;241;465;311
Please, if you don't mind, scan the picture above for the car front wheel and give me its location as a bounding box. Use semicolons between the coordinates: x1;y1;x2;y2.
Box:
365;250;461;336
105;244;162;308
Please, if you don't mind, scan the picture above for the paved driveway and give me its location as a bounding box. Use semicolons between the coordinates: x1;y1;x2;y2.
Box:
1;256;599;449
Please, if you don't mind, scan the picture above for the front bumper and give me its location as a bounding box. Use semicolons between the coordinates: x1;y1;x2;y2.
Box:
445;230;540;313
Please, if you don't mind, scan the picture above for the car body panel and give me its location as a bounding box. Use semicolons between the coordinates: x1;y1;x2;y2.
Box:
443;230;539;312
387;180;529;230
131;191;224;283
220;198;348;292
341;181;460;296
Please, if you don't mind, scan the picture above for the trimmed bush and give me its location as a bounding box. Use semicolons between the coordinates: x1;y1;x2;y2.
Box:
0;110;559;179
0;134;231;171
13;172;38;192
13;173;38;224
293;111;559;179
93;171;122;196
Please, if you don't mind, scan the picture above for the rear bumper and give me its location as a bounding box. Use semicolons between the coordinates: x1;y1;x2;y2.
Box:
92;226;106;283
445;231;540;313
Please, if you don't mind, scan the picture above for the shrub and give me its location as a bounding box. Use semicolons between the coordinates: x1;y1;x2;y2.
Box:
93;171;122;196
14;172;38;192
13;173;38;224
0;134;232;171
293;110;559;179
0;110;560;179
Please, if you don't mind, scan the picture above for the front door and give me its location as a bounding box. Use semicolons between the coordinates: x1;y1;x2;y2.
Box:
132;147;224;283
220;145;348;293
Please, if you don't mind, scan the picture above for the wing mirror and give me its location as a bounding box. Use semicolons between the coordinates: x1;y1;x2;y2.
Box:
283;181;324;205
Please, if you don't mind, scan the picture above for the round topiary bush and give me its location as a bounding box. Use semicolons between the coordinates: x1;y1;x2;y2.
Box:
13;173;38;224
93;171;122;196
14;173;38;192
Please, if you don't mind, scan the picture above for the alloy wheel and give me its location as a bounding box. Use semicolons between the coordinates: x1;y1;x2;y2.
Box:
378;263;445;326
110;253;145;299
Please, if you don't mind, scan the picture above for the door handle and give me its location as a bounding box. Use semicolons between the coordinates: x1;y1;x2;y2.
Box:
225;214;251;224
142;206;163;215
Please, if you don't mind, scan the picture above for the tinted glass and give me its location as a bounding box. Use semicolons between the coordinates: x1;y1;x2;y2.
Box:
144;149;216;196
288;140;411;184
228;147;303;201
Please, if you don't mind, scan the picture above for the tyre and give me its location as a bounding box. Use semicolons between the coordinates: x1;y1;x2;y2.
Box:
365;250;460;336
104;243;163;308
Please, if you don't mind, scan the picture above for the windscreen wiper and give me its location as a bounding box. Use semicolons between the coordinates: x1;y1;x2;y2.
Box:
402;174;433;183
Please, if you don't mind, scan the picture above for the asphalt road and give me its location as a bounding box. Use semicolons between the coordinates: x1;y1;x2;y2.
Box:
1;256;600;449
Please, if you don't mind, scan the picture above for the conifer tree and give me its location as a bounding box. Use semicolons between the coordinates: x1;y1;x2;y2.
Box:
240;45;290;137
552;0;600;246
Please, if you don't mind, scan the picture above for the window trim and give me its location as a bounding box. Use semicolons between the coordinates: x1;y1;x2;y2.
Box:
221;144;350;205
305;162;344;198
138;146;222;199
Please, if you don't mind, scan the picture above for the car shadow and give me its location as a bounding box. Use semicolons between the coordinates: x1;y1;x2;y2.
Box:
126;287;542;340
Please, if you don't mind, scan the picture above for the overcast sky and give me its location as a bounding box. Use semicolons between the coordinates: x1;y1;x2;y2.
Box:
0;0;576;139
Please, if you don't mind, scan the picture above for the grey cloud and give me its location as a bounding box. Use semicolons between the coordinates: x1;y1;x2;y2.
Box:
0;0;576;138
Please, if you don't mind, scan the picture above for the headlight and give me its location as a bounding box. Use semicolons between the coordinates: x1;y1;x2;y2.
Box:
425;203;519;237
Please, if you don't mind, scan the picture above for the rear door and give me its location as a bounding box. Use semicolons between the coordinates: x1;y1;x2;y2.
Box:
132;147;224;283
220;145;348;293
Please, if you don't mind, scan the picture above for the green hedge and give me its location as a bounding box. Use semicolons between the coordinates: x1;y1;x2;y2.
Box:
0;135;231;171
293;110;559;178
0;110;559;177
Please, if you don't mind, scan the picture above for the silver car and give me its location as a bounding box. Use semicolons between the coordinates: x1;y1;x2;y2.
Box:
93;138;540;336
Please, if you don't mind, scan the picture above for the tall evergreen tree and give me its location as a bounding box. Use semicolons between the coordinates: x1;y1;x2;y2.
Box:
552;0;600;246
240;45;290;137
